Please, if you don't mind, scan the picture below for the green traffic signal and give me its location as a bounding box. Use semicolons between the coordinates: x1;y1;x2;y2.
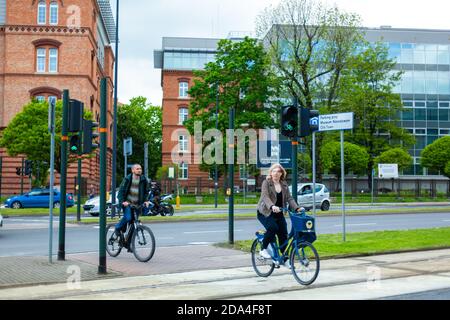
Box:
281;105;298;138
69;135;81;154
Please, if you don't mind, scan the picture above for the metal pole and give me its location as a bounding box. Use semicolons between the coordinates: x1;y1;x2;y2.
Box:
76;140;82;222
58;90;69;261
312;131;316;217
214;84;219;208
99;78;107;274
292;97;299;201
111;0;120;218
371;168;375;205
48;99;56;263
228;106;235;244
20;158;24;195
340;130;346;242
144;142;148;178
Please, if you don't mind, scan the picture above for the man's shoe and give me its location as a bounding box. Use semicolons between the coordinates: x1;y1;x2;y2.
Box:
260;249;271;259
284;260;291;269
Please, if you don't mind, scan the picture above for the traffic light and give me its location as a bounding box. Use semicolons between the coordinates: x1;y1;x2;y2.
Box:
298;107;319;137
68;99;84;132
24;160;33;176
70;134;81;154
82;119;99;154
280;105;298;138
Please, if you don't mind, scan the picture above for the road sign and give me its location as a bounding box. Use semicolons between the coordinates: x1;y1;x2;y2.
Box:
257;140;292;168
318;112;354;132
378;164;399;178
123;137;132;156
247;179;256;186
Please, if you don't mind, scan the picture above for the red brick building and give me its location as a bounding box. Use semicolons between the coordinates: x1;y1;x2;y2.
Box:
154;37;250;194
0;0;116;196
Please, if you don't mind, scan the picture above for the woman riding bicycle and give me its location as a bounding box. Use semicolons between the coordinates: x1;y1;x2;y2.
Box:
257;163;303;259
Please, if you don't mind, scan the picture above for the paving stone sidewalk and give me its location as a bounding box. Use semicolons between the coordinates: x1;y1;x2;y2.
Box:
0;245;250;290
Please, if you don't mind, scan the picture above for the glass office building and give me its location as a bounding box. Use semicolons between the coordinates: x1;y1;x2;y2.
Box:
365;27;450;176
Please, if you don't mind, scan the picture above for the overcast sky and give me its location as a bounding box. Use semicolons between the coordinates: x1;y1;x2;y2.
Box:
110;0;450;106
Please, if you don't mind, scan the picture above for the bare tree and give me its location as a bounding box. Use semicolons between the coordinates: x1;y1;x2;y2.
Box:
256;0;363;180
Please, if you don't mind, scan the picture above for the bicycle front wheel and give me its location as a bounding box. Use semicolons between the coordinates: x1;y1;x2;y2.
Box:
290;241;320;286
251;239;275;277
131;225;156;262
106;224;122;257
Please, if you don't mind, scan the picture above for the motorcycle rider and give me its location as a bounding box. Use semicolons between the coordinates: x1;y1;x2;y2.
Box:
149;181;162;213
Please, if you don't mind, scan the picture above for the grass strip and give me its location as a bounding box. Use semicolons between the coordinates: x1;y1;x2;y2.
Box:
218;227;450;259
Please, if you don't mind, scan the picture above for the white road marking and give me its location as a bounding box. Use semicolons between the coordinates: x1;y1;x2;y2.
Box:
333;223;377;227
183;229;243;234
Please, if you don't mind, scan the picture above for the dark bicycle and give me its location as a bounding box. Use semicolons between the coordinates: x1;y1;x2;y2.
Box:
106;204;156;262
251;208;320;286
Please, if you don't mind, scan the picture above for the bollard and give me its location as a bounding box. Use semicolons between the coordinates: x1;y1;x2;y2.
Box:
176;195;181;209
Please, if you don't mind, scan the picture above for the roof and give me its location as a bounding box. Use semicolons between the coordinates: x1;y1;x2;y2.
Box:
97;0;116;43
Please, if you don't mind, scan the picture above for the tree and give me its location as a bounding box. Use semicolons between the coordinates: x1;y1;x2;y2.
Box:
116;97;162;183
256;0;363;180
374;148;413;172
420;136;450;178
321;141;369;189
337;42;415;189
184;37;280;179
0;100;95;187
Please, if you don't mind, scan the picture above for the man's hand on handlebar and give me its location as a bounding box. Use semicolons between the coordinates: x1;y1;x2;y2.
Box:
122;201;130;207
144;201;150;208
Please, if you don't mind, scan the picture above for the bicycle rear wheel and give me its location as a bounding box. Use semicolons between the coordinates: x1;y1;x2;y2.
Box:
251;239;275;277
106;224;122;257
131;225;156;262
290;241;320;286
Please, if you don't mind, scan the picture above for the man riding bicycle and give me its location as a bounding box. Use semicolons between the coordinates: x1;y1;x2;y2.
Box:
112;164;150;242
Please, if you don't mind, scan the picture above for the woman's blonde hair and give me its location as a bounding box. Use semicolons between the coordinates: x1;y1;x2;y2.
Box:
266;163;287;181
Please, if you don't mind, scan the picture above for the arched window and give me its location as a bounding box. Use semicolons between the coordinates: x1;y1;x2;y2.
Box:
37;1;46;25
178;107;188;124
49;1;58;25
179;81;189;98
49;48;58;72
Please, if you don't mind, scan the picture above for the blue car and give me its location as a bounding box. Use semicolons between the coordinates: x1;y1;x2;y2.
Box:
4;189;75;209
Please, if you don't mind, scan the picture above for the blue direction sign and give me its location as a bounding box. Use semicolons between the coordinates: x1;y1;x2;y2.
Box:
257;140;292;168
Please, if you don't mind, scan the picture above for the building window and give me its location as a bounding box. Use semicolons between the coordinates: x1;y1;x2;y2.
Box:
37;48;46;72
35;96;45;102
38;1;46;24
48;96;57;105
179;163;188;179
178;135;188;152
49;48;58;72
49;1;58;25
179;107;188;124
179;82;189;98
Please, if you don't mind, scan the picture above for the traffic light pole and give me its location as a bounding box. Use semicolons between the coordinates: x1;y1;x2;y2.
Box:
20;158;24;195
76;140;82;222
292;139;298;200
228;106;235;245
98;78;107;274
58;90;69;261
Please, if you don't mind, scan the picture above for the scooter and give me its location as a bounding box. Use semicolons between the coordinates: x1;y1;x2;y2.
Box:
143;193;174;216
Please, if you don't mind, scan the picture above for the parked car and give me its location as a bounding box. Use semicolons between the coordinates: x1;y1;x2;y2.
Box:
83;191;118;217
289;183;331;211
4;189;75;209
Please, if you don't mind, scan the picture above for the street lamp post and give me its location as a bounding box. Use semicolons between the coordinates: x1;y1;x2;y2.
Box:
214;83;219;208
240;123;249;205
111;0;120;218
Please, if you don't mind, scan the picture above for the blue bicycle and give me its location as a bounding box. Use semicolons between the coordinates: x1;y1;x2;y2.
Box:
251;208;320;286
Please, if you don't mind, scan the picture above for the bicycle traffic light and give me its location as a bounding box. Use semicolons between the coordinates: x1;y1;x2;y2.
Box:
24;160;33;176
281;105;298;138
16;167;22;176
69;134;81;154
68;99;84;132
82;119;99;154
298;107;319;137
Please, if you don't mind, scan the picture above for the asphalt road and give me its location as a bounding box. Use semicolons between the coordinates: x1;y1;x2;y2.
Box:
1;211;450;257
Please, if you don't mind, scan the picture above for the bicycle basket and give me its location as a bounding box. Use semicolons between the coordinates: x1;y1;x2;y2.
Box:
290;213;315;233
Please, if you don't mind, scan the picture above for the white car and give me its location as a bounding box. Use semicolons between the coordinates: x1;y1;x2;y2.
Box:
289;183;331;211
83;191;118;217
0;213;3;227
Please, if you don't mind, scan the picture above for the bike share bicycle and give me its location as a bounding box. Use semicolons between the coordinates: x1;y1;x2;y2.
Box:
251;207;320;285
106;204;156;262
